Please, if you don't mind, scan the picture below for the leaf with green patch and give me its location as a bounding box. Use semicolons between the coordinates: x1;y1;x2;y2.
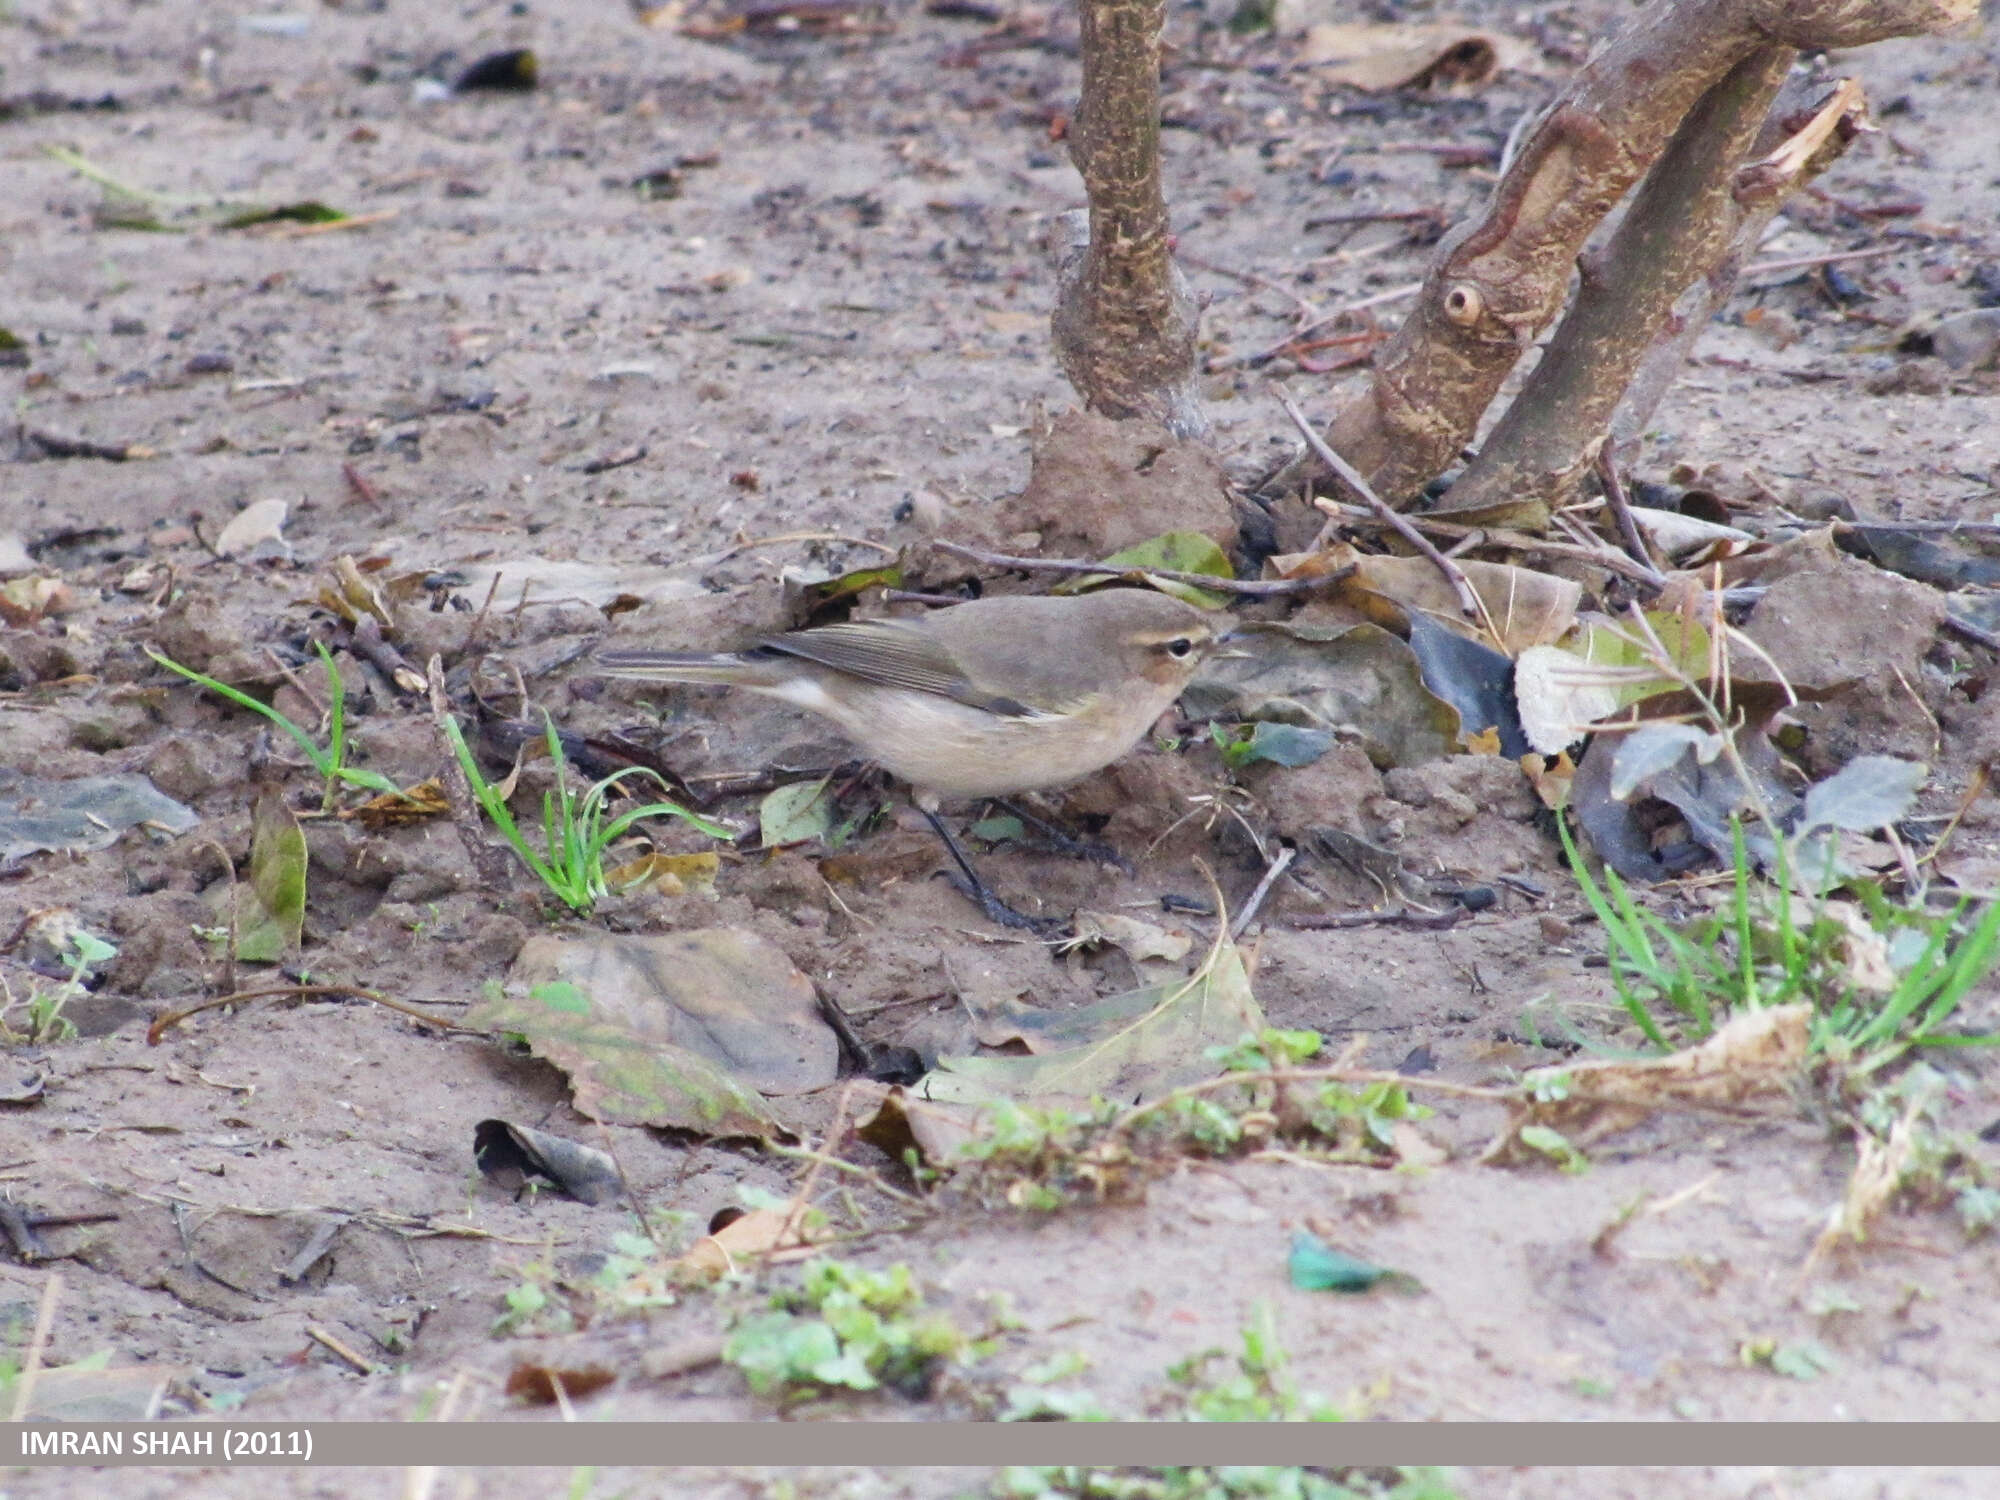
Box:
1212;720;1334;770
473;929;844;1136
218;201;349;230
758;778;835;847
1055;531;1234;609
1185;620;1460;771
1767;1339;1838;1380
1517;1123;1589;1173
797;563;904;617
1287;1231;1420;1294
233;787;307;963
929;937;1264;1104
968;814;1024;844
1514;613;1717;754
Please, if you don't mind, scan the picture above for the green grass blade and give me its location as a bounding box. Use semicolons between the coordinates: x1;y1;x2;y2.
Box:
147;647;334;777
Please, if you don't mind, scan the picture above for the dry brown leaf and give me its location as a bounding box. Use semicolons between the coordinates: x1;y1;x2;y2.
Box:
213;498;291;560
1066;910;1194;965
1293;22;1528;91
674;1205;819;1280
315;554;396;631
1334;545;1581;656
0;575;75;625
601;850;721;897
855;1083;986;1166
345;777;450;829
1807;1112;1917;1272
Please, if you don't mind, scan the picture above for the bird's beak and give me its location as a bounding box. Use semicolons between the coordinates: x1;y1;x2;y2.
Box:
1210;626;1254;660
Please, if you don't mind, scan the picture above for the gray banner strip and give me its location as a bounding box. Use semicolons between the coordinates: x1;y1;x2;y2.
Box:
6;1423;2000;1467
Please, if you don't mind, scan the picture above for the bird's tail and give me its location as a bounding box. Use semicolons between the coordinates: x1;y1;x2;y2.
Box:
592;647;785;688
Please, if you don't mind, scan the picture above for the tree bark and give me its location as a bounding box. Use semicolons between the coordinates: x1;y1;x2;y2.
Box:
1267;0;1973;515
1051;0;1206;441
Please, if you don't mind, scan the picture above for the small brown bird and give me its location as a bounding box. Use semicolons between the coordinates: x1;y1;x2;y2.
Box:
594;588;1226;925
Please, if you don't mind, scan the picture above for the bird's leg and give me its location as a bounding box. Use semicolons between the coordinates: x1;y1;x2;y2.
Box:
989;798;1135;877
920;807;1066;936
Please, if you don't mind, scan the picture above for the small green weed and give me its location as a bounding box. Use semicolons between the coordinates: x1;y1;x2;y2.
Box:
723;1258;968;1402
0;930;113;1045
148;643;402;812
947;1030;1434;1211
1561;816;2000;1074
443;713;729;914
991;1467;1460;1500
1162;1301;1341;1423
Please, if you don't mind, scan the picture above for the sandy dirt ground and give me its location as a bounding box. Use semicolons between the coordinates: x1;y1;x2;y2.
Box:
3;0;1999;1495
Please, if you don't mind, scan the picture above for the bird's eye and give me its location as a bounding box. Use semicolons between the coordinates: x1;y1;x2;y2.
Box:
1164;637;1195;659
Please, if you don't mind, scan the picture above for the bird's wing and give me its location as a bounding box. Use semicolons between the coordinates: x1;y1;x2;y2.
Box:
759;620;1039;718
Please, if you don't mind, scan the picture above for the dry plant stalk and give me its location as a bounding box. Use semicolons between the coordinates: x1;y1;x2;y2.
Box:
1051;0;1206;440
1275;0;1972;519
1483;1003;1811;1161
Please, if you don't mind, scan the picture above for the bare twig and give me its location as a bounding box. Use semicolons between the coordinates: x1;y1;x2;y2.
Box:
148;984;476;1044
1274;389;1481;620
1288;906;1472;931
1550;508;1667;591
1229;845;1296;939
1595;442;1661;572
1944;615;2000;653
1313;500;1671;588
1177;249;1323;325
1207;281;1420;372
305;1322;378;1375
1739;242;1902;278
931;539;1352;598
780;1081;857;1247
710;530;898;565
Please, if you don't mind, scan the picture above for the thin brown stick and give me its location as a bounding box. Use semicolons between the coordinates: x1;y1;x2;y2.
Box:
1944;616;2000;653
148;984;476;1045
1739;243;1902;277
1842;518;2000;537
1177;249;1323;324
1275;388;1481;620
305;1322;378;1375
780;1081;856;1246
1314;499;1670;588
931;539;1351;598
1595;442;1661;572
710;530;898;564
1229;845;1296;940
1207;281;1420;372
1288;906;1472;931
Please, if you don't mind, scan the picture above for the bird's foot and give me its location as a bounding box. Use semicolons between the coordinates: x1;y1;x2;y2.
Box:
991;800;1135;876
940;871;1068;937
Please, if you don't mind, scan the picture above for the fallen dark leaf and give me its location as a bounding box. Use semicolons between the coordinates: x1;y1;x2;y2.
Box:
454;49;538;93
473;1119;622;1205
